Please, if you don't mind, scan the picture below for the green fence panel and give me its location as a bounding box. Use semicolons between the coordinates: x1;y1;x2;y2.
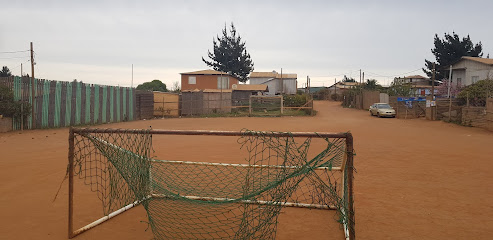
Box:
109;86;114;122
65;82;72;126
102;85;107;123
123;87;127;121
85;85;91;124
75;82;81;125
94;85;99;123
54;81;62;127
42;80;50;128
116;87;121;122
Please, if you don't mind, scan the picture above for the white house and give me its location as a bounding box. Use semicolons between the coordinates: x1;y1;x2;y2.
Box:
449;57;493;86
249;71;297;95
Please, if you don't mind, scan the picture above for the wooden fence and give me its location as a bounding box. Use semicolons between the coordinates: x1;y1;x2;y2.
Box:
0;76;135;130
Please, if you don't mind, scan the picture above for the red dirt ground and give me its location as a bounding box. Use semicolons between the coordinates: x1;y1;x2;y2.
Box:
1;101;492;240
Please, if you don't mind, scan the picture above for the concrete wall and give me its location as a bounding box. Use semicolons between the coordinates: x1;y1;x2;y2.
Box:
0;117;12;132
380;93;389;103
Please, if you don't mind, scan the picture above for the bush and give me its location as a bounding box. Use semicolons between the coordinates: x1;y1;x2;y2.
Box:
283;94;310;107
457;79;493;106
0;85;31;118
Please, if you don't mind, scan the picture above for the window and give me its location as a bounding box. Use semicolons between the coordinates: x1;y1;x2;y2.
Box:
217;76;229;89
188;76;196;84
456;78;462;87
472;76;479;84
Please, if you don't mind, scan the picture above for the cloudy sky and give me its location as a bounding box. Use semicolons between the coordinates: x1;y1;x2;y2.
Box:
1;0;492;88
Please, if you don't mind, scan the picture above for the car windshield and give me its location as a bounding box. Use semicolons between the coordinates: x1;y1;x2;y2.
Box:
377;104;391;109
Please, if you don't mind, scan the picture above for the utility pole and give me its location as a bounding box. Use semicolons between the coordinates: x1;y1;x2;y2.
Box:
21;63;23;77
306;76;308;94
431;63;436;121
280;68;283;94
359;69;362;85
30;42;36;129
308;76;310;94
359;69;362;109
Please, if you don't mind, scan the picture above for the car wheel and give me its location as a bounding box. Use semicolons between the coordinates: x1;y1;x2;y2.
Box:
370;111;373;116
377;113;380;118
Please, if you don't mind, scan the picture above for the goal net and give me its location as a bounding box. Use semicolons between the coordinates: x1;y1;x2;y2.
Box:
68;128;355;239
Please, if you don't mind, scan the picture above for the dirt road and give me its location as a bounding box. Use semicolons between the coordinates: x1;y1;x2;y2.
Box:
1;101;492;239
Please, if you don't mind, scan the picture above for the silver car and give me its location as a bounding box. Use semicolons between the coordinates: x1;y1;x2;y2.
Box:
369;103;396;118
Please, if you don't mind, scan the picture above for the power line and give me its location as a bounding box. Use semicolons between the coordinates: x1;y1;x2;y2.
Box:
0;50;30;54
10;59;31;71
0;55;30;60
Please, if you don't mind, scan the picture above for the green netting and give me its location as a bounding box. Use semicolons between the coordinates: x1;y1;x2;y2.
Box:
72;129;353;239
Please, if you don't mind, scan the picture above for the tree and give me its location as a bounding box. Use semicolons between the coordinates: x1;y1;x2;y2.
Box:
170;81;181;93
0;66;12;77
342;75;356;82
435;79;463;97
136;80;167;92
423;32;483;79
387;82;413;97
363;79;382;90
202;23;254;83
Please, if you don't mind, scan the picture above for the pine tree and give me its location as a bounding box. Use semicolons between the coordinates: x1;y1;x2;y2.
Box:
0;66;12;77
202;23;254;83
423;32;482;79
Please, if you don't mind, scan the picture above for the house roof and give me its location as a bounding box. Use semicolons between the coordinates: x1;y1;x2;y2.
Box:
250;72;277;78
232;84;268;91
403;75;428;79
182;88;233;93
250;71;297;79
180;69;230;75
461;56;493;65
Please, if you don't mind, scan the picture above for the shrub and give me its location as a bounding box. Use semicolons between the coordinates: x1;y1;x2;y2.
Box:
0;85;31;118
457;79;493;106
283;94;309;107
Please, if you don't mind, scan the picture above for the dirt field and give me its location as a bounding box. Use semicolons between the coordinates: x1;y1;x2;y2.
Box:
1;101;492;240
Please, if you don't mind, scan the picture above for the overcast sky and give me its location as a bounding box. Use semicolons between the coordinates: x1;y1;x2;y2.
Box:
1;0;492;88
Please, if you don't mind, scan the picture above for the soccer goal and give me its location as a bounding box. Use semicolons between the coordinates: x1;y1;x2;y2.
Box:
68;128;355;239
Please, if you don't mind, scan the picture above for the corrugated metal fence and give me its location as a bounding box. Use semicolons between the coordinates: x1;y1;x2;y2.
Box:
0;76;135;130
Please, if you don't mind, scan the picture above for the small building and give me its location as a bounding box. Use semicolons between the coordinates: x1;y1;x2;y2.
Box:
249;71;297;95
449;57;493;86
181;70;240;91
232;84;268;107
